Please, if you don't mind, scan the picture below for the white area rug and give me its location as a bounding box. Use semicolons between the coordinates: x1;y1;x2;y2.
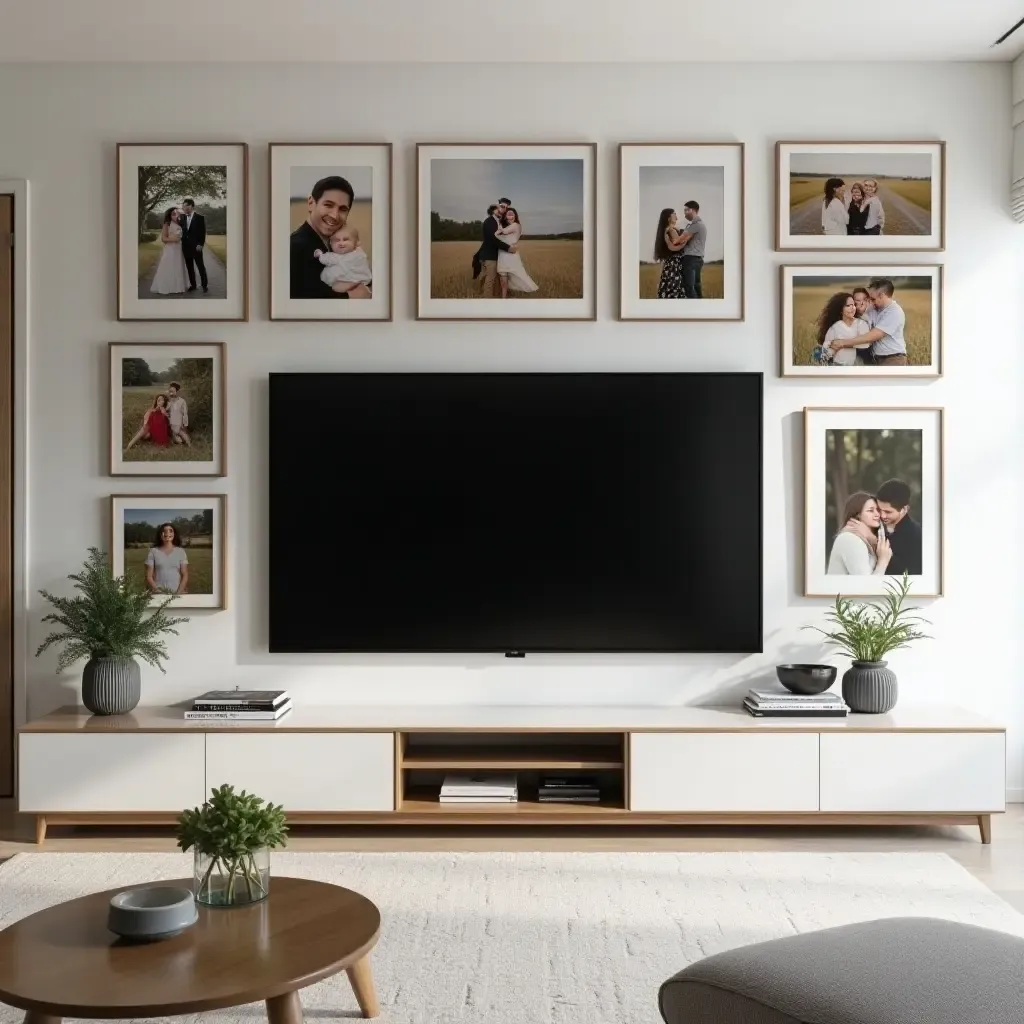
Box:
1;851;1022;1023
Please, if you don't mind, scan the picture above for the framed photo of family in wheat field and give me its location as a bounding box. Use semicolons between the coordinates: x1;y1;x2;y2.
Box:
416;143;596;320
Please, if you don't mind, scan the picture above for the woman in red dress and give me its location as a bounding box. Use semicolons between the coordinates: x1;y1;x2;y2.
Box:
125;393;171;451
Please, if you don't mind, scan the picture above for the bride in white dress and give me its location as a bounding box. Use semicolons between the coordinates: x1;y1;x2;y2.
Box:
494;208;539;296
149;207;188;296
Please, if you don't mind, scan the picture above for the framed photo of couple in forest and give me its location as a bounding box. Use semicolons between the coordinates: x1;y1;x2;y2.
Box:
109;343;225;477
116;143;248;320
619;143;744;321
804;407;943;598
776;141;945;251
269;143;392;320
416;143;596;320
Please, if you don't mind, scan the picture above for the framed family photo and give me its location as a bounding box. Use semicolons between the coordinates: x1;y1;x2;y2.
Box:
619;143;744;321
804;407;943;598
776;142;945;251
109;342;226;476
780;266;942;378
269;143;392;320
111;494;227;610
116;143;248;320
416;143;596;320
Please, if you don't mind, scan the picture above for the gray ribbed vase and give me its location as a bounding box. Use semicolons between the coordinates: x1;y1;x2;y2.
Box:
841;660;898;714
81;656;141;715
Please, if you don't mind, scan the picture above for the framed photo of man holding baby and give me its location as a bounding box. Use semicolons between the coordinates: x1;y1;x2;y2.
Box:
269;143;392;321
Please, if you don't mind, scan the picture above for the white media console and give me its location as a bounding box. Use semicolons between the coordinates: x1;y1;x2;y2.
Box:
18;704;1005;844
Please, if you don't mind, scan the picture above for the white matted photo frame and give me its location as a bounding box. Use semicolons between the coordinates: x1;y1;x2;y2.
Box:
776;141;945;252
116;143;248;320
269;143;392;320
416;143;596;320
619;143;744;321
109;342;226;477
804;407;943;598
111;494;227;610
781;266;942;378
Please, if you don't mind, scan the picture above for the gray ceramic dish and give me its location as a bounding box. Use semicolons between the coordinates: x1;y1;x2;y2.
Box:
108;885;198;942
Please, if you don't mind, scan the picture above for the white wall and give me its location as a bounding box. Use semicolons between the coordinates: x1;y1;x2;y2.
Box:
2;62;1022;787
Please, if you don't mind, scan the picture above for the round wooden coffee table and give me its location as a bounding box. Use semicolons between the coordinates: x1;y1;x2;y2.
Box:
0;876;381;1022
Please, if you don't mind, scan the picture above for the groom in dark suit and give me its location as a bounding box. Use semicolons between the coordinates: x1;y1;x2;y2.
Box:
180;199;208;293
474;197;516;297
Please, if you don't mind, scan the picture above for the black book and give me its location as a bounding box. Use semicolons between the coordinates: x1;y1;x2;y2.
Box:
193;689;289;707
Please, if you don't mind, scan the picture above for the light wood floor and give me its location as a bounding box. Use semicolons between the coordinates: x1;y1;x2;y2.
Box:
3;802;1022;912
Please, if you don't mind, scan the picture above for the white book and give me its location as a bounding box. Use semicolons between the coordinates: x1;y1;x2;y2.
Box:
184;703;293;721
439;794;518;803
749;688;841;702
440;773;518;796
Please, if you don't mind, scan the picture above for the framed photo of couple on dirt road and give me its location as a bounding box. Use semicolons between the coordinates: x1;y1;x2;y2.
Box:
109;342;226;477
269;143;392;320
619;143;744;321
804;406;944;598
416;143;596;320
116;143;248;320
776;141;945;251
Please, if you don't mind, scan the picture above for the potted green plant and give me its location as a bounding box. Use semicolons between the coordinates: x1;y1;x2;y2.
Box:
176;784;289;907
35;547;190;716
808;572;931;713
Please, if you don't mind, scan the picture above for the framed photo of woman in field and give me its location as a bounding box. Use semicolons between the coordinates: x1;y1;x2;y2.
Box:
804;407;943;598
109;343;226;476
776;142;945;251
111;494;227;610
116;143;248;320
269;143;392;320
416;143;596;320
781;266;942;378
619;143;744;321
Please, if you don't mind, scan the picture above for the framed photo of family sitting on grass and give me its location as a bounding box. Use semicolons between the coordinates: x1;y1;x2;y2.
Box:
776;141;945;252
109;343;226;477
116;143;248;320
416;143;596;320
111;494;227;610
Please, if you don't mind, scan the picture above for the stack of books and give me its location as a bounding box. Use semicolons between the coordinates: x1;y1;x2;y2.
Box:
184;689;293;721
743;688;849;718
439;773;518;803
538;775;602;804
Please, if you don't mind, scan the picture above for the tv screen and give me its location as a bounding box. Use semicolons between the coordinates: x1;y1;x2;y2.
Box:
269;373;762;654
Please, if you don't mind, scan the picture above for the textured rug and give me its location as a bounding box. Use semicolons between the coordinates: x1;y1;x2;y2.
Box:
1;851;1022;1023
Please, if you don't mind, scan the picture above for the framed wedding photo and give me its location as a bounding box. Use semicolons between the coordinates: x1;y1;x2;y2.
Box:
781;266;942;378
269;143;392;320
111;494;227;610
109;342;226;477
804;407;943;598
619;143;744;321
116;143;248;321
416;143;596;320
776;141;945;251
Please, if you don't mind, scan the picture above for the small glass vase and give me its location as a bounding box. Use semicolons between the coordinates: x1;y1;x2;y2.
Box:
193;847;270;906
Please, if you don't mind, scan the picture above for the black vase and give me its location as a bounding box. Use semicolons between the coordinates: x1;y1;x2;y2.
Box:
841;660;897;714
81;656;141;715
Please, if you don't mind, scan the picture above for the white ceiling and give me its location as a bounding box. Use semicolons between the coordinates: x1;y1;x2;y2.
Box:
0;0;1021;63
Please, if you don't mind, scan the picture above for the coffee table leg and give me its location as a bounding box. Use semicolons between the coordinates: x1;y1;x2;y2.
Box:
25;1013;61;1024
346;956;380;1019
266;990;303;1024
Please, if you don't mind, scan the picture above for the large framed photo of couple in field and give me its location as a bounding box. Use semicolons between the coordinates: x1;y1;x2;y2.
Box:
116;143;248;321
619;143;744;321
109;342;225;477
776;141;945;252
269;143;392;320
416;143;596;320
804;407;943;598
111;494;227;610
781;266;942;378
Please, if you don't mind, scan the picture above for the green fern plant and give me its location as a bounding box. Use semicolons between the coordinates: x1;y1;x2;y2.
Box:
35;547;189;673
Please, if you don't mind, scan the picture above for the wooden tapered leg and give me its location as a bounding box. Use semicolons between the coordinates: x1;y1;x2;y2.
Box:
35;815;46;845
266;990;303;1024
979;814;992;845
25;1013;61;1024
346;956;380;1018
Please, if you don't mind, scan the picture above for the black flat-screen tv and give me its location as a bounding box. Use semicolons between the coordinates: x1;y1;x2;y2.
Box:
269;372;762;654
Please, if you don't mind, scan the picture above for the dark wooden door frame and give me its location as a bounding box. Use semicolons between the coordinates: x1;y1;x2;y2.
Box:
0;194;13;797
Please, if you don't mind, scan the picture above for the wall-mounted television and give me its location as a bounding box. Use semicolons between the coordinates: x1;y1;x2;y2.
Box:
269;372;762;654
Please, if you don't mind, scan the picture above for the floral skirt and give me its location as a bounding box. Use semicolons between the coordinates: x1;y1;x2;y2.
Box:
657;256;686;299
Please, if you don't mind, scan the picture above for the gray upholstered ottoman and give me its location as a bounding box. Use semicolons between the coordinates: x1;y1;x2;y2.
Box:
659;917;1024;1024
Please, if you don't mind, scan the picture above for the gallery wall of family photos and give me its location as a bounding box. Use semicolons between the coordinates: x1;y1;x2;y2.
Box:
109;138;947;611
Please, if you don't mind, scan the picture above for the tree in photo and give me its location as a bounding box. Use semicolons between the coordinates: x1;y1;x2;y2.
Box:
137;165;227;242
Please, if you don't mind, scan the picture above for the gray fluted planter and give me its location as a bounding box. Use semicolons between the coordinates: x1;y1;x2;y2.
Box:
81;656;141;715
842;660;898;714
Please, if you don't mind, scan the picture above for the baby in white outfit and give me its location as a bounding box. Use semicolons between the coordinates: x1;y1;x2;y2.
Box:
314;226;372;293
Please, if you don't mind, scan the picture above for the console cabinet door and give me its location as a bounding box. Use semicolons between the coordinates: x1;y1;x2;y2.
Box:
206;732;395;812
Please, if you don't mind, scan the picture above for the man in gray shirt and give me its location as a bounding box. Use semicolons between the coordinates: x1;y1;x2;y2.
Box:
861;278;907;366
676;200;707;299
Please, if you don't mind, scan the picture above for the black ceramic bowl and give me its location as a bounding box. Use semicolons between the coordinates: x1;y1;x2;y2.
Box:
776;663;837;695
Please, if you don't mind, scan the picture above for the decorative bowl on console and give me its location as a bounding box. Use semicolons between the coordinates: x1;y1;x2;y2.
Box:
775;663;837;695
